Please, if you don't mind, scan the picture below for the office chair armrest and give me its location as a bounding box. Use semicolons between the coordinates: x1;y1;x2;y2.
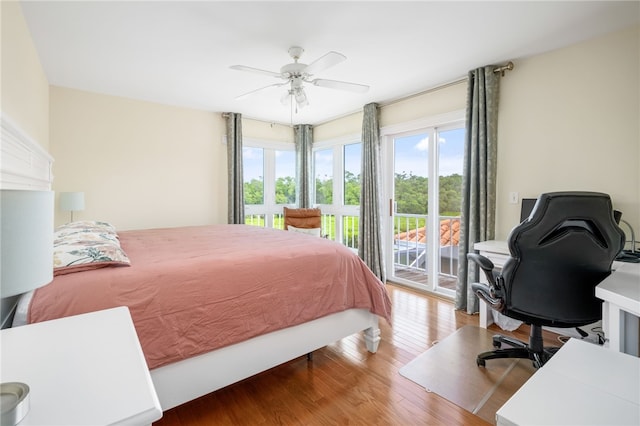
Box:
471;282;505;311
467;253;497;286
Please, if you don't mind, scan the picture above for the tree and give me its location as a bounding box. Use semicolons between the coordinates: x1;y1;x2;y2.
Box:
439;173;462;214
394;172;462;216
244;178;264;205
275;176;296;204
315;176;333;204
395;172;428;214
344;171;360;205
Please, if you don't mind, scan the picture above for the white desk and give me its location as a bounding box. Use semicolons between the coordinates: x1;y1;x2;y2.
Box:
473;240;640;354
596;261;640;354
0;307;162;425
496;338;640;426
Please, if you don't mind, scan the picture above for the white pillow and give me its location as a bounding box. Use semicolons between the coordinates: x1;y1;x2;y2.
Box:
288;226;322;237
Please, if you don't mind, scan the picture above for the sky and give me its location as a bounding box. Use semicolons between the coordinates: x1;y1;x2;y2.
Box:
243;127;464;182
393;128;464;178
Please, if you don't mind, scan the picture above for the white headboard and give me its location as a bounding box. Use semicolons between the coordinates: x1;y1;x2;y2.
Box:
0;113;54;328
1;113;54;190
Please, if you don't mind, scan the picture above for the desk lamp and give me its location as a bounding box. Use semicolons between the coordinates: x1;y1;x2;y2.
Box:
1;190;54;425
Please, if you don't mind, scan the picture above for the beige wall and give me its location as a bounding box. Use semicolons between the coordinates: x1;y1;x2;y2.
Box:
243;118;293;143
315;25;640;242
1;1;49;150
49;88;295;229
496;25;639;239
313;81;467;141
50;87;227;229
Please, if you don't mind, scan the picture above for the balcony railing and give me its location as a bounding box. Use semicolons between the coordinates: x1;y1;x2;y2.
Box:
393;214;460;278
246;211;460;278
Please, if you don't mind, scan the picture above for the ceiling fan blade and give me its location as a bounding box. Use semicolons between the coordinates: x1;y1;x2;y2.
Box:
230;65;282;79
236;82;288;100
311;78;369;93
303;51;346;75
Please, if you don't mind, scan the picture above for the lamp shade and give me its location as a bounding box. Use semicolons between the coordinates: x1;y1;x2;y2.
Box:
59;192;85;212
1;190;54;298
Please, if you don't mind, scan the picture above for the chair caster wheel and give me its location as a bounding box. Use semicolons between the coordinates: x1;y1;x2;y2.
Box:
492;337;502;348
476;358;486;367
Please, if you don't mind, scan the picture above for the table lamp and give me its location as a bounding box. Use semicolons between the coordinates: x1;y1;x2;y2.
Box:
1;189;54;425
59;191;84;223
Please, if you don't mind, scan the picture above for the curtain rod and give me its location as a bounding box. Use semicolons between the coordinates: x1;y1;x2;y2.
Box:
381;60;513;109
493;61;514;76
224;61;514;125
379;77;467;109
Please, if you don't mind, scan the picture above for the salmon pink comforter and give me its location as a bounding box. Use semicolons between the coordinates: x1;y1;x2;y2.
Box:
29;225;392;369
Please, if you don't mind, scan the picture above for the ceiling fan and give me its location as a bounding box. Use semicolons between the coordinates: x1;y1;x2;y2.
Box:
230;46;369;110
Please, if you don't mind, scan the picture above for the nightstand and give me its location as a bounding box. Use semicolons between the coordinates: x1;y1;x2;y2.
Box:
0;306;162;425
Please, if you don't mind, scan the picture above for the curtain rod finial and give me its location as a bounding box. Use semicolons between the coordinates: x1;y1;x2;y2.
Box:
494;61;514;77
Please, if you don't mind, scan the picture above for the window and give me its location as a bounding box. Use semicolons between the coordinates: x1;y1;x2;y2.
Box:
344;143;361;206
243;146;264;206
275;150;296;205
314;148;333;205
313;136;362;249
243;139;295;228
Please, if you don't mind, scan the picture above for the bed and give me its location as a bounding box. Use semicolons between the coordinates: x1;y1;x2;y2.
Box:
19;222;392;411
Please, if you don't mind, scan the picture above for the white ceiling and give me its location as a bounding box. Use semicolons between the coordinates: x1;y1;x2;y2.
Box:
20;1;639;126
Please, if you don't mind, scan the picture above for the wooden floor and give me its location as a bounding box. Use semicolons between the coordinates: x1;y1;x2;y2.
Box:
154;284;559;426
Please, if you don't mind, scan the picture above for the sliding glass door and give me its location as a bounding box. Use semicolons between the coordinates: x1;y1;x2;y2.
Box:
385;124;464;296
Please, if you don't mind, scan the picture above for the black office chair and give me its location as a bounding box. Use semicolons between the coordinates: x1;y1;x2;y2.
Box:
468;192;625;368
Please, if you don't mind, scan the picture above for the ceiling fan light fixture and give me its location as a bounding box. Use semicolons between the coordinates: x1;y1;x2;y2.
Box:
280;90;292;106
231;46;368;109
294;88;308;108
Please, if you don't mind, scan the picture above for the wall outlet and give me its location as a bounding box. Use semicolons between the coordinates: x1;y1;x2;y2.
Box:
509;192;519;204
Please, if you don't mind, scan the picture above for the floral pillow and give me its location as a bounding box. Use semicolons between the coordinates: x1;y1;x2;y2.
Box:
53;221;130;276
54;220;118;239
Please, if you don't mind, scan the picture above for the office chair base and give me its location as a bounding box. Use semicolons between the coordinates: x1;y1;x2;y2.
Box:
492;334;527;350
476;345;560;368
477;326;560;368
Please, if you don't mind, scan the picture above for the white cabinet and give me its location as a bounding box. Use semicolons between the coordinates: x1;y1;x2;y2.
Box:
596;262;640;355
0;307;162;425
496;338;640;426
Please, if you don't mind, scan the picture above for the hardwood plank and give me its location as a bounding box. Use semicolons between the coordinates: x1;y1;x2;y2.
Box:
154;284;559;426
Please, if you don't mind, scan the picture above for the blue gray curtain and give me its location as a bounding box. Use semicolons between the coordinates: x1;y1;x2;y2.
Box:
225;112;245;224
359;103;386;282
294;124;313;208
455;66;500;314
